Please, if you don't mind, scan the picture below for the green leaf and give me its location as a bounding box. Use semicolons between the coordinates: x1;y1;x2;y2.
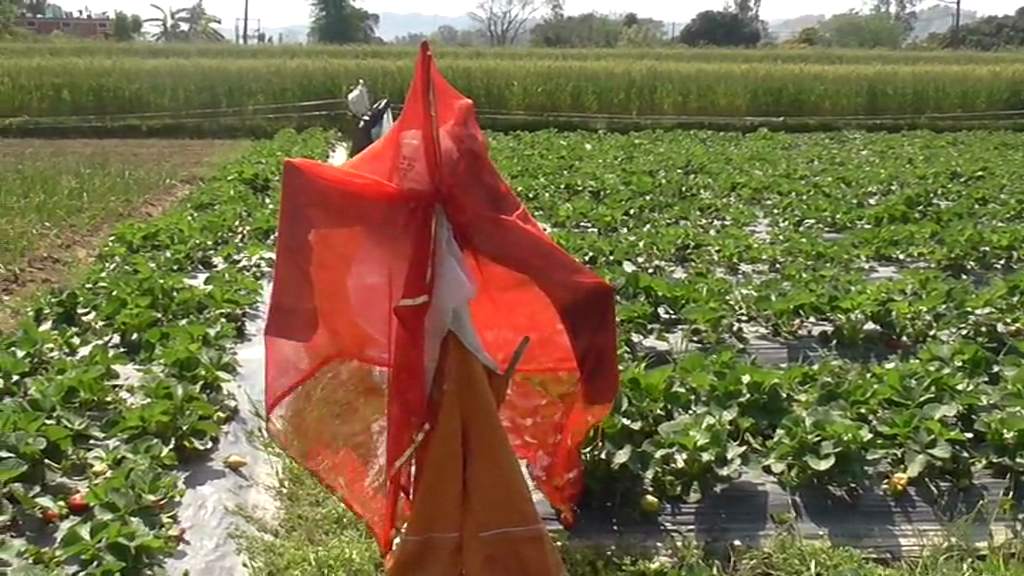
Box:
610;445;632;468
805;453;836;472
725;443;747;462
922;403;958;420
0;457;29;482
926;443;953;460
656;417;687;436
906;453;929;478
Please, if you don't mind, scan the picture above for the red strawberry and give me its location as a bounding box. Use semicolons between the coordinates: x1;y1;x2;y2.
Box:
557;510;576;530
41;509;60;524
67;493;89;516
885;337;905;351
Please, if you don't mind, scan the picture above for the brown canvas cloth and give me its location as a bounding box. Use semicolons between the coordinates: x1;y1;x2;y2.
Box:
385;332;567;576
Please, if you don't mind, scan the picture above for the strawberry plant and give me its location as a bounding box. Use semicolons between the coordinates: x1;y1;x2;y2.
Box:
484;129;1024;512
1;129;332;573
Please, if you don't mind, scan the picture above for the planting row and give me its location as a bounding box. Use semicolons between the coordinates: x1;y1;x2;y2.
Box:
483;130;1024;504
0;130;332;573
6;56;1024;124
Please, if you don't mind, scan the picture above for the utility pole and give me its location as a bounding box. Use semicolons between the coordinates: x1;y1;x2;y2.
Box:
940;0;962;48
242;0;249;44
952;0;962;49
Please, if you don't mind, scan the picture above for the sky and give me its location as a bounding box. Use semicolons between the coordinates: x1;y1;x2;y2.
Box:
86;0;1023;29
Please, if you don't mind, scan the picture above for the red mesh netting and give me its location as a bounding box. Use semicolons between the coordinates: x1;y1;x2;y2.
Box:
263;42;619;556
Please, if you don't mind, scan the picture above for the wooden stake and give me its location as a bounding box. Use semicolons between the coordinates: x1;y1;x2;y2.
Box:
504;336;531;379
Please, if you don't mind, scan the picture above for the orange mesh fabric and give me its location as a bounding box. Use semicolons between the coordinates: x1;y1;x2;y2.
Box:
264;41;619;556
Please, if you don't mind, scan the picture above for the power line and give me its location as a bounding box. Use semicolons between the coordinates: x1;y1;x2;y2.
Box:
0;98;349;124
7;105;1024;131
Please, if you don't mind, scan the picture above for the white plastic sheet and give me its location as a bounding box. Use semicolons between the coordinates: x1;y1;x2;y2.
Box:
166;283;278;576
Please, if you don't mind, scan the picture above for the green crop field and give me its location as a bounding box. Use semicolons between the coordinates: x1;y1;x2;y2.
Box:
241;127;1024;575
8;41;1024;65
495;129;1024;494
4;43;1024;137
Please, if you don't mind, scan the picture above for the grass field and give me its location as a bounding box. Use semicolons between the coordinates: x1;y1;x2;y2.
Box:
4;44;1024;136
0;139;243;324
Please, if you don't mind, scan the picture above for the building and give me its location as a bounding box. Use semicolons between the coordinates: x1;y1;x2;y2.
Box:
15;7;113;40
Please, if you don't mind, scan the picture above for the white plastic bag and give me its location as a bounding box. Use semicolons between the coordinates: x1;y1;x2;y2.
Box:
370;108;394;142
346;79;370;117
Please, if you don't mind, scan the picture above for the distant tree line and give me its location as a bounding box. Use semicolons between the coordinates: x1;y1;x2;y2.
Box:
386;0;1024;52
5;0;1024;52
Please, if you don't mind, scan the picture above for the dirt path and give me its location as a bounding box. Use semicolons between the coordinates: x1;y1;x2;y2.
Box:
0;139;247;330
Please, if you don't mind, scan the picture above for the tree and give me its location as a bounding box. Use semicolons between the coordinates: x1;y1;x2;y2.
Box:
470;0;541;46
908;3;977;40
732;0;761;21
309;0;379;44
544;0;563;20
434;24;459;44
869;0;920;42
941;9;1024;51
178;1;225;41
789;25;827;46
1;0;25;39
21;0;46;17
144;3;224;42
530;11;621;47
618;24;663;47
677;10;761;47
818;11;904;48
113;10;145;41
393;31;428;45
432;24;484;46
393;25;485;46
619;13;667;47
145;5;187;42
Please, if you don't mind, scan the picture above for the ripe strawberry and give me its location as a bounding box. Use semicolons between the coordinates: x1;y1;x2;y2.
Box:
41;509;60;524
557;510;576;530
67;493;89;516
884;336;905;351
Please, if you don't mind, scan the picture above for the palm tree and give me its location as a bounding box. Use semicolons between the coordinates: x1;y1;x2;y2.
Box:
144;4;187;42
144;2;224;42
179;1;225;41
